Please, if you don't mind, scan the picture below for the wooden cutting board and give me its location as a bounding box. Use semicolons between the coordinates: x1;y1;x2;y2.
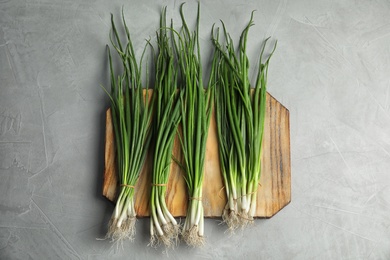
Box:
103;91;290;218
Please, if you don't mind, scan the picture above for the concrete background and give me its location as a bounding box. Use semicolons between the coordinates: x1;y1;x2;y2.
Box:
1;0;390;259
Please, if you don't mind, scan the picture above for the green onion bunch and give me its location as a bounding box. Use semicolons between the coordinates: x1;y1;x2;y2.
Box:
212;13;276;230
148;8;181;248
104;11;153;243
173;3;215;247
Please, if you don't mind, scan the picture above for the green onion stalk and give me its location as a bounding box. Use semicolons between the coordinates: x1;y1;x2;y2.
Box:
212;13;277;229
103;12;153;243
173;3;215;247
149;7;181;248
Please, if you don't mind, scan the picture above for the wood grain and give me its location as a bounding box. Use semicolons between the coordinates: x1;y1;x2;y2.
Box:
103;92;290;218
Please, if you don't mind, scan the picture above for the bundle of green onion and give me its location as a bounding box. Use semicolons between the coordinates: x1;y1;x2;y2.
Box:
149;7;181;248
103;11;153;243
212;13;277;230
173;3;215;247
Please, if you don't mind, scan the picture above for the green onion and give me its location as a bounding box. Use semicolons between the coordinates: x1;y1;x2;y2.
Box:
103;10;153;243
173;3;215;247
149;7;181;248
212;12;277;229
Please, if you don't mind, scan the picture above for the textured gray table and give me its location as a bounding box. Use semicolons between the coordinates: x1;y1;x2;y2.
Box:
1;0;389;259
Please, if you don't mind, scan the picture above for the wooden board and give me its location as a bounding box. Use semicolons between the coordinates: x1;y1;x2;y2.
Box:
103;91;290;218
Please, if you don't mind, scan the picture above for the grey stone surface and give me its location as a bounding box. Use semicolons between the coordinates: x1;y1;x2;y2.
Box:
1;0;390;259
